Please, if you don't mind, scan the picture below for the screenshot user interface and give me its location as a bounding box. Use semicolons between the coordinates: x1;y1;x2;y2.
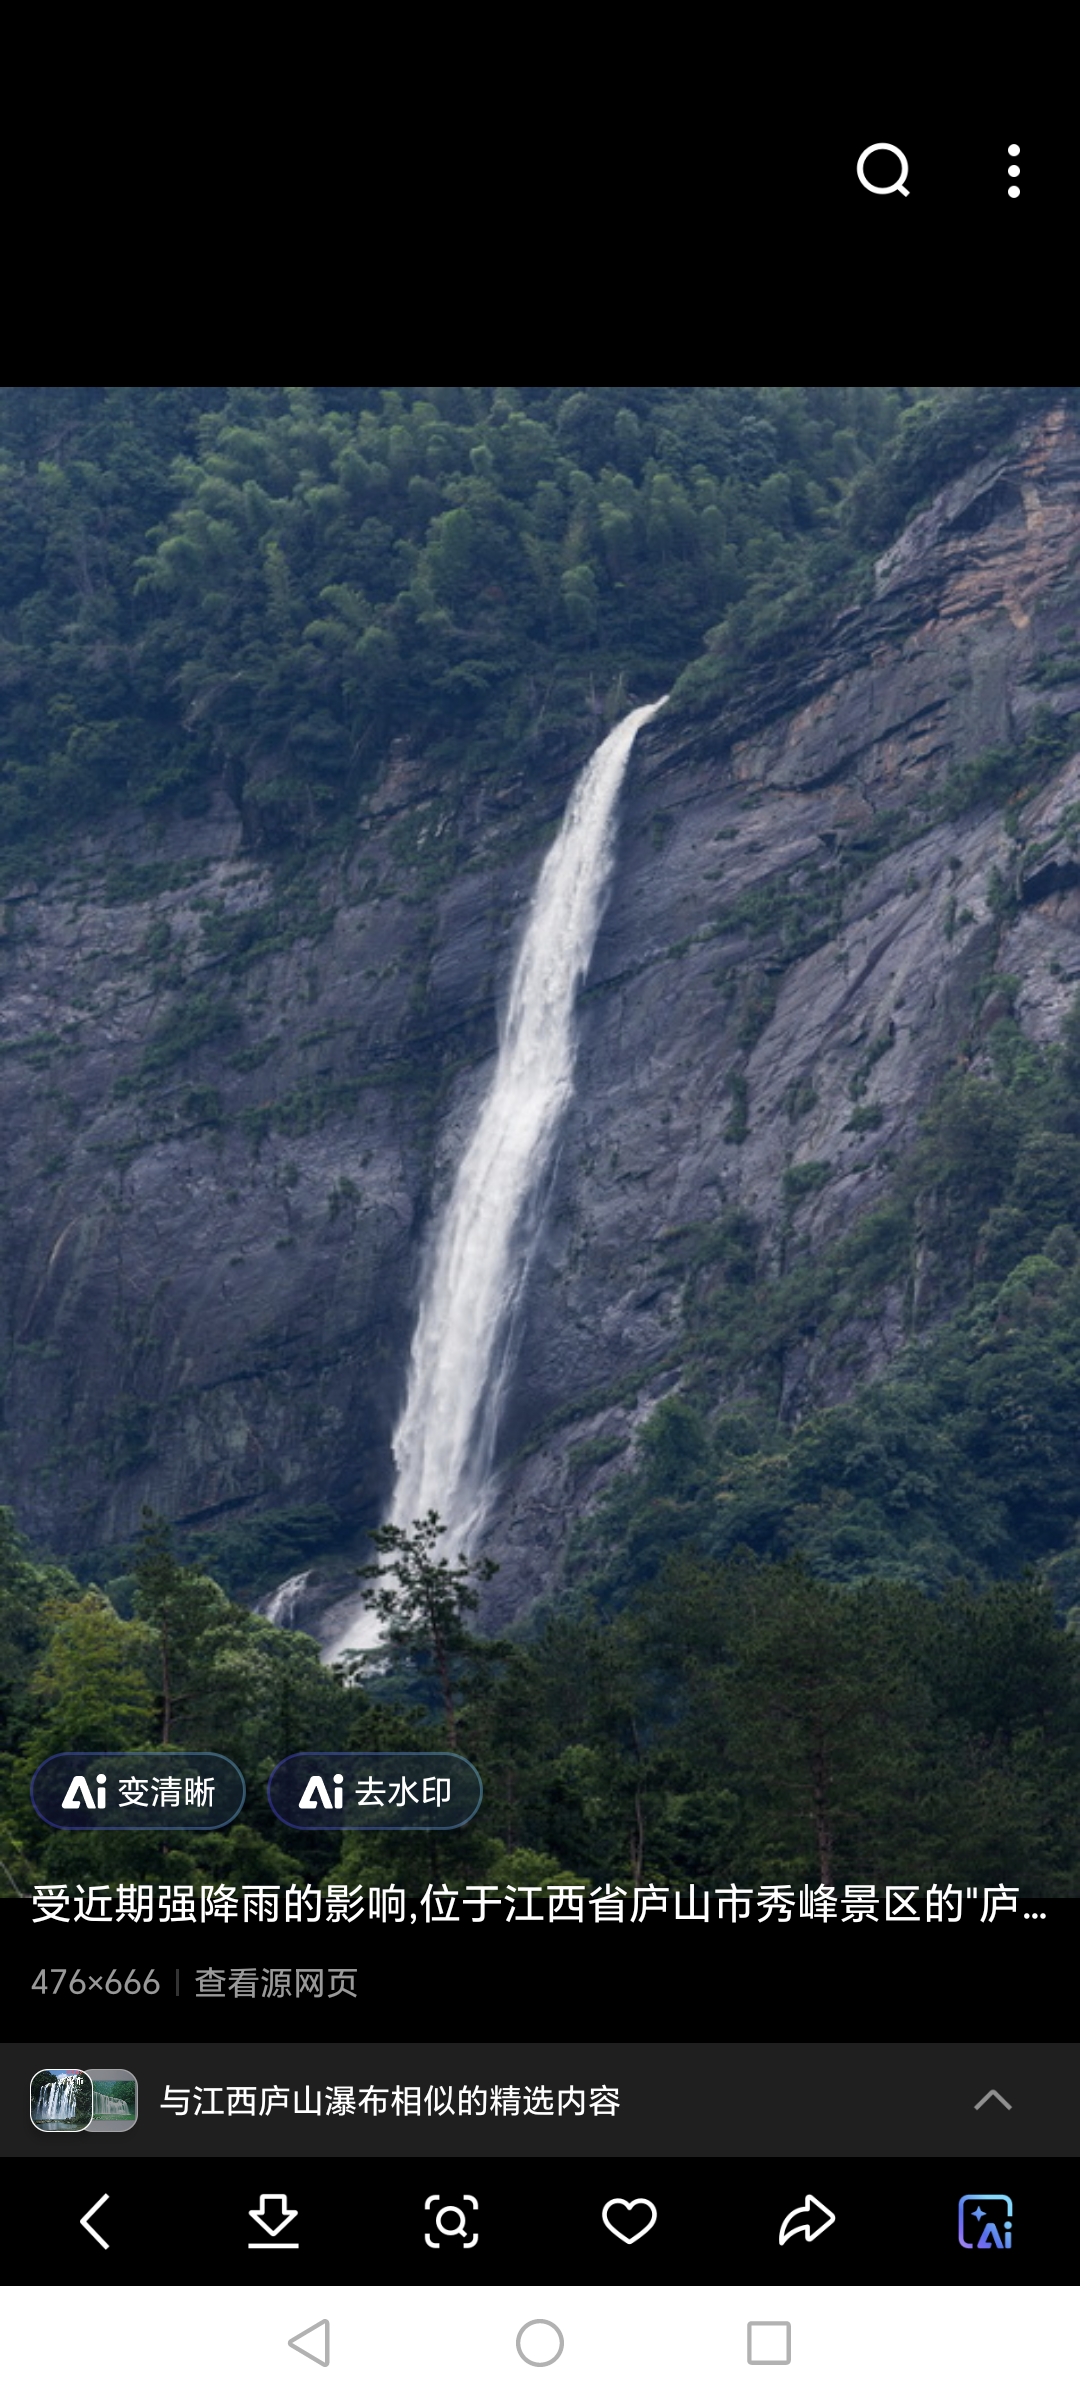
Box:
2;216;1076;2397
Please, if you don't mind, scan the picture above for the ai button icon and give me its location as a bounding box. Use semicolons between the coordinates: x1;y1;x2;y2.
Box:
959;2194;1013;2250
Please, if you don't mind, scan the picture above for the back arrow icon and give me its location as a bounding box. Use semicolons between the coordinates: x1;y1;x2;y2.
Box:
779;2194;836;2246
80;2194;109;2250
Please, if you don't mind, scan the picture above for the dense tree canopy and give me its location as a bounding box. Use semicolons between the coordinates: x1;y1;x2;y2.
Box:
6;384;1063;868
2;1502;1077;1895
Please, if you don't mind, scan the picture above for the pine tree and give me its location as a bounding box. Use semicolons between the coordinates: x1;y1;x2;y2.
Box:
342;1512;497;1751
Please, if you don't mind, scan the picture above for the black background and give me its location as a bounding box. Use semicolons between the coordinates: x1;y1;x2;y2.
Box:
10;1900;1066;2047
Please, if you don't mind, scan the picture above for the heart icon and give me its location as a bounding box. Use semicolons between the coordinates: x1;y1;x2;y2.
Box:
602;2196;658;2244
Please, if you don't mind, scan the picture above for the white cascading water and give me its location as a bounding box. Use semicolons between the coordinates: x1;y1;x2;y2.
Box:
261;1569;310;1626
330;698;666;1658
36;2073;82;2119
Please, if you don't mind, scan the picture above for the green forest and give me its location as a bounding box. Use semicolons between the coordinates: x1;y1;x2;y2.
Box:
2;1491;1077;1896
1;382;1056;868
2;385;1079;1897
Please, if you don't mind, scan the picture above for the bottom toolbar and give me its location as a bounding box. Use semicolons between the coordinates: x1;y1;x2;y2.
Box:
22;2159;1062;2283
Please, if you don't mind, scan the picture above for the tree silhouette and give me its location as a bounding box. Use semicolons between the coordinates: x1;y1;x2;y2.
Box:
341;1512;498;1750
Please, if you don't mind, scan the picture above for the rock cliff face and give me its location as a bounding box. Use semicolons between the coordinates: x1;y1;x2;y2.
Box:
3;405;1080;1630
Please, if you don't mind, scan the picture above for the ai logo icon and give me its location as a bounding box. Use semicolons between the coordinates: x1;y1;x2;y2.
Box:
958;2194;1013;2249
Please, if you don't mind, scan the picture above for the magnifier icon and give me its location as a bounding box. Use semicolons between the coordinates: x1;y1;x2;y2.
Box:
857;142;910;196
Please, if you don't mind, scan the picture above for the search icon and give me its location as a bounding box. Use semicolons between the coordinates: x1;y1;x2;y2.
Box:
857;142;910;196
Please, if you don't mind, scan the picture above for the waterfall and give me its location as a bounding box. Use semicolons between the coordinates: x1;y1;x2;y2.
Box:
330;698;665;1657
37;2073;82;2119
259;1569;310;1626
